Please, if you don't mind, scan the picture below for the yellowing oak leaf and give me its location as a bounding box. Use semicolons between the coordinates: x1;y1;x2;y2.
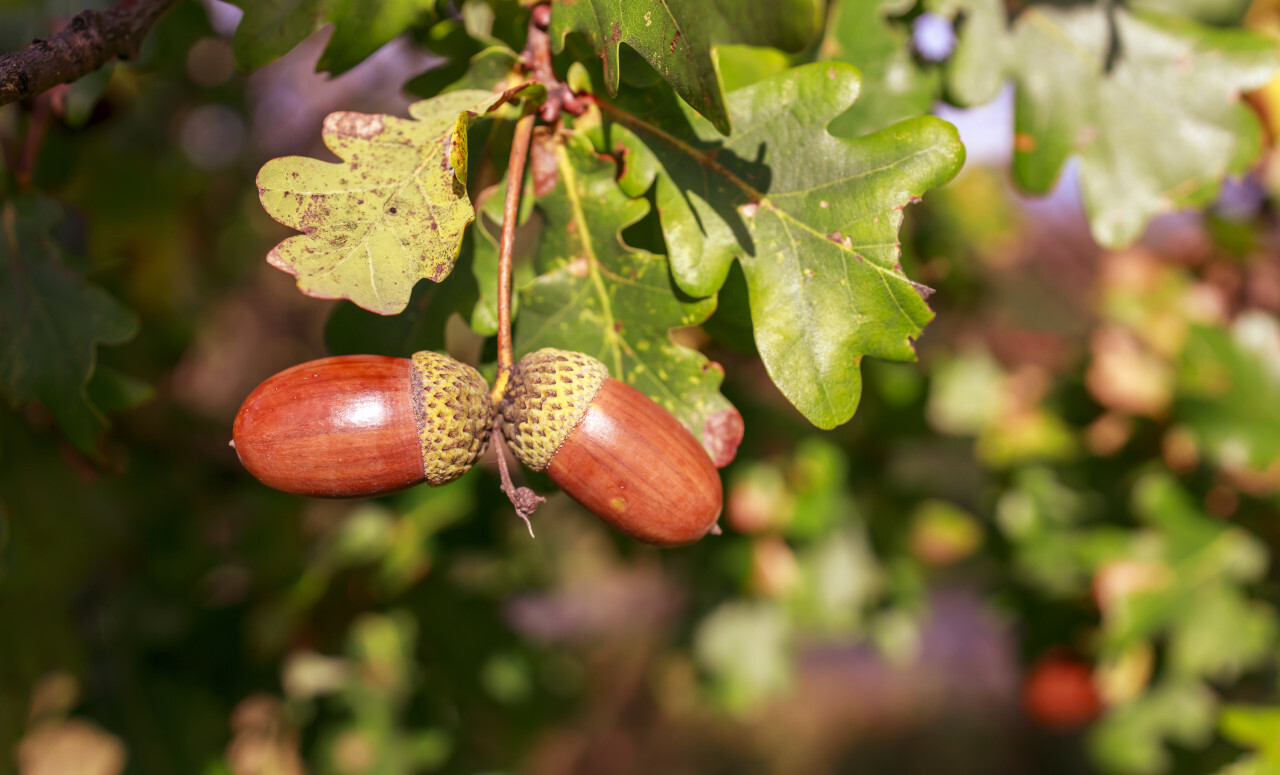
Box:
256;85;540;315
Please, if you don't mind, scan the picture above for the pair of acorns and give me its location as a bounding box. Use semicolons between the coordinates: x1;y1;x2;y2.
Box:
232;349;722;546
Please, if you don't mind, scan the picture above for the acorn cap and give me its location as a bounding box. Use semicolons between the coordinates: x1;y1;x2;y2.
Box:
500;348;609;471
411;350;493;485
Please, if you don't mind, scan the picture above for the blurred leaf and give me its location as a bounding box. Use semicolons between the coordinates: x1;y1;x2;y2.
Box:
600;62;964;427
349;610;417;701
694;600;792;711
925;0;1006;105
869;360;926;407
926;348;1003;435
61;64;114;129
1177;319;1280;470
550;0;825;134
1087;326;1175;417
909;499;982;566
329;503;397;566
727;461;794;534
513;132;736;448
257;86;539;314
1132;472;1267;582
480;652;532;705
1130;0;1253;26
995;468;1103;595
406;43;523;99
85;365;153;416
715;45;794;93
404;729;451;770
1214;759;1280;775
283;652;352;700
1167;584;1276;681
324;278;468;357
1221;705;1280;761
228;0;440;74
1091;474;1272;693
377;479;476;593
300;610;456;774
15;717;127;775
1091;681;1217;775
790;528;882;633
786;438;851;539
0;196;137;454
821;0;942;136
933;1;1276;246
455;0;530;51
976;407;1078;467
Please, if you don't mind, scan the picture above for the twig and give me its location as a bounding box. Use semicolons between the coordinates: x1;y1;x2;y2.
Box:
523;4;583;121
489;104;539;529
491;107;536;401
489;4;567;529
0;0;181;108
492;418;545;536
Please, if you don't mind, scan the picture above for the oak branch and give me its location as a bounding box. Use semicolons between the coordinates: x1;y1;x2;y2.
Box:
0;0;181;107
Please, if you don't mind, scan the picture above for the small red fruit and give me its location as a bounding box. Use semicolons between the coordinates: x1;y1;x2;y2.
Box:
1023;656;1102;730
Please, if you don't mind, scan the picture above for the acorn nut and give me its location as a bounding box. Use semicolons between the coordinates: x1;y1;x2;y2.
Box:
233;351;492;498
500;348;723;546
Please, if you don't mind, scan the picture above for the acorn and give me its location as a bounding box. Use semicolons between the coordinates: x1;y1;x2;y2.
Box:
499;348;722;546
233;351;492;498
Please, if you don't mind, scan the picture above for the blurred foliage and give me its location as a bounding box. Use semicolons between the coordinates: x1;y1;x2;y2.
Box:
2;1;1280;775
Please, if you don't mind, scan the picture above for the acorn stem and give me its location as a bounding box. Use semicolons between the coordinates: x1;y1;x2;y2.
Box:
493;107;537;403
493;416;545;536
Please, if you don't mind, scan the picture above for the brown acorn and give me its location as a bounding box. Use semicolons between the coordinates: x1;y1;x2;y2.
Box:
500;348;722;546
233;351;492;497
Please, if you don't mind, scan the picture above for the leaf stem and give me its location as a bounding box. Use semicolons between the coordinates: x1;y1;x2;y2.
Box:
492;107;536;402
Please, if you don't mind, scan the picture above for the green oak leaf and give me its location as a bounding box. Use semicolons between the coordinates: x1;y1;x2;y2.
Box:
405;0;530;99
821;0;942;137
469;197;507;338
593;62;964;428
931;1;1277;247
0;196;138;454
470;176;537;337
715;45;795;94
407;45;524;99
256;85;540;315
549;0;824;135
228;0;440;74
513;133;738;455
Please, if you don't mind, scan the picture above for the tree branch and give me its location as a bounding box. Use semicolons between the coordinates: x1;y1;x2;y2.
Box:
0;0;182;108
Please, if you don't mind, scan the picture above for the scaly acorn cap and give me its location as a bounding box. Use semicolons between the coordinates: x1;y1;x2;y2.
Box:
411;350;494;484
499;348;609;471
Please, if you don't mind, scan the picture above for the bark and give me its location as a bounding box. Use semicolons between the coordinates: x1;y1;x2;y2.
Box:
0;0;182;107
